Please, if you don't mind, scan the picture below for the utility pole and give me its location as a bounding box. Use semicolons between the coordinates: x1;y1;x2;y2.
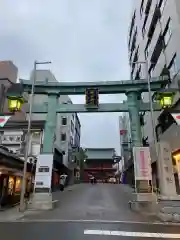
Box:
19;61;51;212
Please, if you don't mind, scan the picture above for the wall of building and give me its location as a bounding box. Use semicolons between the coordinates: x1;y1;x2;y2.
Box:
0;129;43;164
28;70;81;169
119;114;132;169
128;0;180;145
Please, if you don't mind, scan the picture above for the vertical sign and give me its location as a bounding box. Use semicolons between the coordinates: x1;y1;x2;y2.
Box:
85;88;99;107
133;147;152;180
34;154;53;193
158;141;176;196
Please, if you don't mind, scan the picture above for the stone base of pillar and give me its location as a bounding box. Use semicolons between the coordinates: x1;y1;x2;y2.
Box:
129;193;158;215
28;193;58;210
158;195;180;201
157;196;180;222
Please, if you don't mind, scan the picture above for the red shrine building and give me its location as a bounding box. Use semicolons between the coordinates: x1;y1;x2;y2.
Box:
83;148;117;182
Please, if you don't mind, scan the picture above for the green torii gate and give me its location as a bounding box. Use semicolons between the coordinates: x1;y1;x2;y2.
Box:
7;77;169;209
16;77;166;154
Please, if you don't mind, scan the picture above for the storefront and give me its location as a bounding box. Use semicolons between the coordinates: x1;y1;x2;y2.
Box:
0;169;22;206
0;147;33;208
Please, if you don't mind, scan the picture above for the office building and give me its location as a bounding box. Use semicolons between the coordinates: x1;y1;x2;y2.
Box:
128;0;180;149
29;70;81;176
128;0;180;190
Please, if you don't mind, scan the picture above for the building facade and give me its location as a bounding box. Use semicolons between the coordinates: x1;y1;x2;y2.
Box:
119;114;132;170
128;0;180;146
28;70;81;170
0;64;81;184
128;0;180;190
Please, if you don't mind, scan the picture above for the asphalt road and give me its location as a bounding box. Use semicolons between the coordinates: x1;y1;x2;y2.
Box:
1;221;180;239
23;183;157;222
2;184;180;239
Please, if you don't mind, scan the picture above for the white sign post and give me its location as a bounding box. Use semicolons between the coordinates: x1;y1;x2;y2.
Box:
133;147;153;202
133;147;152;181
31;153;54;210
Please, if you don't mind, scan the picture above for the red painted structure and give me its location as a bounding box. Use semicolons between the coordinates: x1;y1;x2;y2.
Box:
83;148;117;182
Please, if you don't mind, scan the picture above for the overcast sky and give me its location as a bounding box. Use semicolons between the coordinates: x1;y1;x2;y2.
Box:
1;0;132;154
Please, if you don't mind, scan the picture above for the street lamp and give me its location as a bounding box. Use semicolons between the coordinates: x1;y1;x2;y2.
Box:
7;83;27;112
153;89;175;109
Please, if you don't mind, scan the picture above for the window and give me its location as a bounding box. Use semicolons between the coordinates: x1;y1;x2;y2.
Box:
158;0;166;14
163;18;172;47
149;66;154;78
140;0;144;16
61;133;66;141
38;166;50;172
61;117;67;125
71;120;74;133
145;40;151;58
168;54;178;80
70;136;73;145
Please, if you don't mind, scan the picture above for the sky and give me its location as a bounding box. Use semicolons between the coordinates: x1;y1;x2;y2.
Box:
0;0;132;155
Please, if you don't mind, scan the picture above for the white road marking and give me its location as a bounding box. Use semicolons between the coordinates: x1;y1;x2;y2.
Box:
84;230;180;238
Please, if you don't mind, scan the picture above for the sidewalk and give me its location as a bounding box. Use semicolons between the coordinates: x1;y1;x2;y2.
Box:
0;202;45;221
0;205;25;221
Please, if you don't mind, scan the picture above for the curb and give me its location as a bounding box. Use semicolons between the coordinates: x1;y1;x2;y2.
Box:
158;212;180;223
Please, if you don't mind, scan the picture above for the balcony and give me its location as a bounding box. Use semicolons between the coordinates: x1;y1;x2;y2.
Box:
146;2;161;39
1;135;22;144
152;50;166;77
129;27;137;54
147;21;162;65
132;63;140;80
128;11;136;47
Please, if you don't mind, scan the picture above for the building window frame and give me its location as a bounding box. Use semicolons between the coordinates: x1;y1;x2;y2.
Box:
158;0;167;14
61;133;66;142
168;54;178;81
163;18;172;48
140;0;144;16
61;117;67;126
71;120;74;133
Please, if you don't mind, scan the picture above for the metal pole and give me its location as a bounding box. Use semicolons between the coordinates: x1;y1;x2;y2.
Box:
19;61;36;212
145;61;159;197
118;161;120;184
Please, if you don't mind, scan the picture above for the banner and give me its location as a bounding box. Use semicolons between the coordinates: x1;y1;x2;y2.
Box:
133;147;152;181
0;116;11;127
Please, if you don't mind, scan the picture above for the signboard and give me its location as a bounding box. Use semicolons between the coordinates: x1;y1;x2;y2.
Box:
85;88;99;107
34;154;53;192
133;147;152;181
158;142;176;196
171;113;180;125
0;116;11;127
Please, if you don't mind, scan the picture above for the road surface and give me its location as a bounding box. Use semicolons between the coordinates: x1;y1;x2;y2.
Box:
1;184;180;239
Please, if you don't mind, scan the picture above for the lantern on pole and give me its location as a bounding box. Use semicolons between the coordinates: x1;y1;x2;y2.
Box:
6;83;27;112
153;89;175;109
